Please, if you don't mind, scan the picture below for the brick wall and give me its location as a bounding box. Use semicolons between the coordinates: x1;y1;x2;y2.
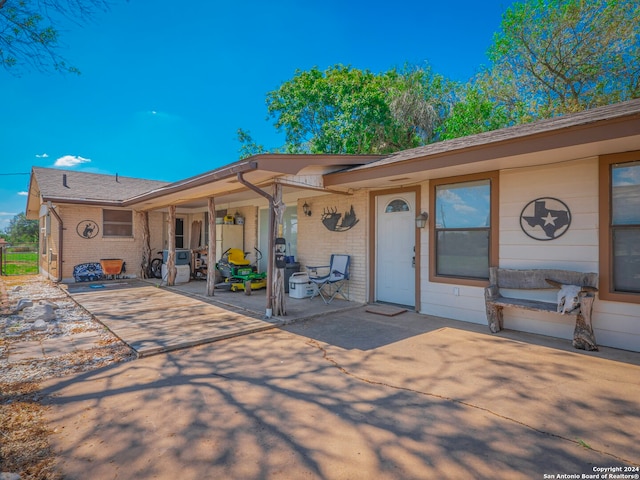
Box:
297;191;368;302
55;204;163;282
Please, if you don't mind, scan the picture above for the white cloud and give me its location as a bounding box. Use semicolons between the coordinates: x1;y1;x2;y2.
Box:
453;203;478;214
18;191;28;196
54;155;91;167
0;211;18;216
35;153;49;158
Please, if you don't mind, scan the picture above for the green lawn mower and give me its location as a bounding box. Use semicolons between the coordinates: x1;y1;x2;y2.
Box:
215;248;267;292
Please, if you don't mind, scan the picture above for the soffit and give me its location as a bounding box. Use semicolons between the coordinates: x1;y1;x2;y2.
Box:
125;154;381;211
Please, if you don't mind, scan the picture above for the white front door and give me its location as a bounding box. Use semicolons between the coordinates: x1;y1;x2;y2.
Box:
375;192;416;307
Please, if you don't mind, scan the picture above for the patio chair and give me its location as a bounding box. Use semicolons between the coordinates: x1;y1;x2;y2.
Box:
307;254;350;304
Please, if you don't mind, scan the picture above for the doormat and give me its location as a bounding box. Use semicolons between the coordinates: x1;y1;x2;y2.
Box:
365;305;407;317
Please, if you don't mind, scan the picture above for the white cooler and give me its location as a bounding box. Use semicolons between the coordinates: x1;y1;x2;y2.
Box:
289;272;315;299
161;264;191;284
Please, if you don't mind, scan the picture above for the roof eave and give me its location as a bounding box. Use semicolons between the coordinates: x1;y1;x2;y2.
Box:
324;108;640;187
122;160;259;207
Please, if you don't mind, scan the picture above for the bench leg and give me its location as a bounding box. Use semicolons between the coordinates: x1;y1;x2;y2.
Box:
573;295;598;351
486;303;503;333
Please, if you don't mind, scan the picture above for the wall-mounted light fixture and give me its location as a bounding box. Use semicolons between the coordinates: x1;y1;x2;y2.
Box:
303;202;312;217
415;212;429;229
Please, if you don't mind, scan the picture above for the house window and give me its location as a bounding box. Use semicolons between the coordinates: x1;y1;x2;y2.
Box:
175;218;184;249
429;171;499;286
385;199;410;213
599;153;640;303
103;209;133;237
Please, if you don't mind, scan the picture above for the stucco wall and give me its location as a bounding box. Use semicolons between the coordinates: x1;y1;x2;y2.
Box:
297;191;368;303
419;158;640;352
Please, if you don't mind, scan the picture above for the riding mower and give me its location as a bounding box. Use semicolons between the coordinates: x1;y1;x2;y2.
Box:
215;248;267;292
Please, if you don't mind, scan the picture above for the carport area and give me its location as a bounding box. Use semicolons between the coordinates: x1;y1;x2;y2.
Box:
64;278;356;356
42;307;640;479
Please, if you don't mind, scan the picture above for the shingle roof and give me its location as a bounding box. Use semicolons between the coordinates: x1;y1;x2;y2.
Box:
31;167;168;204
345;98;640;171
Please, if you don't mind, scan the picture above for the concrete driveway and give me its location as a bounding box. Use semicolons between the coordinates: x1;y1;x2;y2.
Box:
42;308;640;479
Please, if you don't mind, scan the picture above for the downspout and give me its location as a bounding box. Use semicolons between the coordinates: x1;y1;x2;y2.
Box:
48;204;64;283
236;172;274;318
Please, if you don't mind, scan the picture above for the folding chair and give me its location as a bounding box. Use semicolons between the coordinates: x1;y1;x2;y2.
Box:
307;254;350;304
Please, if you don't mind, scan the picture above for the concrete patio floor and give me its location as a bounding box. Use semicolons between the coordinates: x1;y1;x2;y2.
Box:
64;278;358;356
42;307;640;479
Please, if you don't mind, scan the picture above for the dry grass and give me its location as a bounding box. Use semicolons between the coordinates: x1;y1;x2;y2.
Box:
0;382;60;480
0;275;135;479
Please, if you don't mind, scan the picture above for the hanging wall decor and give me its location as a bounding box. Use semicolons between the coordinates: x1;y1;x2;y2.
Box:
76;220;99;239
322;205;359;232
519;197;571;241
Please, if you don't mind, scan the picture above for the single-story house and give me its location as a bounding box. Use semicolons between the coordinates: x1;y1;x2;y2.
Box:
26;99;640;352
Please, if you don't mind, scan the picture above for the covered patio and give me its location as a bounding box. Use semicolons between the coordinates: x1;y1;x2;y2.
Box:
64;278;358;357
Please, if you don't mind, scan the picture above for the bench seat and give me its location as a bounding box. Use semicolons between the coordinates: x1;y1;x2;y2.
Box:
485;267;598;350
488;296;578;315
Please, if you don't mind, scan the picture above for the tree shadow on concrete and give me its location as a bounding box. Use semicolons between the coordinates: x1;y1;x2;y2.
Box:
41;320;640;479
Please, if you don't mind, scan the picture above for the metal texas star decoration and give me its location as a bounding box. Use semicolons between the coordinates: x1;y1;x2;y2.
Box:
520;197;572;241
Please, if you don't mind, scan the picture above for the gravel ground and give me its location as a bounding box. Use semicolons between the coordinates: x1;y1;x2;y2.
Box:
0;275;135;382
0;275;135;479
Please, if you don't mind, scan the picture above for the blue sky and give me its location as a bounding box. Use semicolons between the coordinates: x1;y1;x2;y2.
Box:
1;0;512;230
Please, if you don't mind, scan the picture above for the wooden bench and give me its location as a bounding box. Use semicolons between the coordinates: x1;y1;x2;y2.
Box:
484;267;599;350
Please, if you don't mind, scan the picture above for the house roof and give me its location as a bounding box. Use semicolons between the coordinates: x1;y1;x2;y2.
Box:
26;155;382;216
26;167;169;218
325;98;640;188
30;167;169;203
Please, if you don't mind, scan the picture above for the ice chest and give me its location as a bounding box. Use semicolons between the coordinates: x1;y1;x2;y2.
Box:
289;272;315;299
161;264;190;284
162;249;191;266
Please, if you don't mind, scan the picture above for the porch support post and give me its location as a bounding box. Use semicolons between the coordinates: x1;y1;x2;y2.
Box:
167;205;177;286
573;295;598;351
271;182;286;316
138;211;151;279
206;197;216;296
236;172;274;318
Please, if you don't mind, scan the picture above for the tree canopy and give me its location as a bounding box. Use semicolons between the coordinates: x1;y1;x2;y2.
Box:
3;213;38;244
265;64;452;155
246;0;639;154
237;128;268;159
0;0;108;74
487;0;640;121
437;84;510;140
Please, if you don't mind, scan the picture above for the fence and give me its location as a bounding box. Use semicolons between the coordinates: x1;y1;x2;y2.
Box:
0;243;39;275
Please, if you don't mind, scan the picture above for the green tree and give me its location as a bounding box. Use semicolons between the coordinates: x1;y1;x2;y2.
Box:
0;0;109;74
438;83;511;140
4;213;38;243
265;64;451;154
487;0;640;120
237;128;268;159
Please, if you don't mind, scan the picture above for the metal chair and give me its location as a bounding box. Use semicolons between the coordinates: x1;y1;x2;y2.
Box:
307;254;350;304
